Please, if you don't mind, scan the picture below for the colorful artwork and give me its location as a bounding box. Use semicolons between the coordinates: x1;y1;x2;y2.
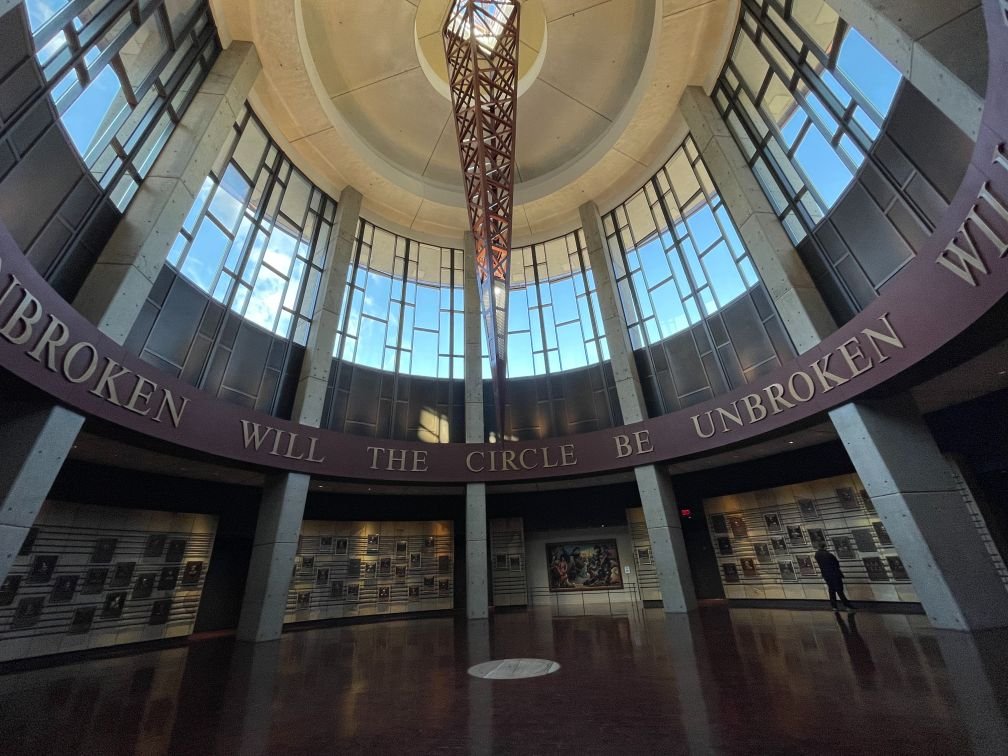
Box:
546;541;623;592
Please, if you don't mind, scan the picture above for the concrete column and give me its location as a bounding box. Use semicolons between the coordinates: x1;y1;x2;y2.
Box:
236;472;309;642
0;44;261;585
831;395;1008;630
680;86;835;352
235;186;361;640
73;42;261;345
291;186;362;427
579;200;696;613
823;0;985;140
0;400;84;581
463;233;489;619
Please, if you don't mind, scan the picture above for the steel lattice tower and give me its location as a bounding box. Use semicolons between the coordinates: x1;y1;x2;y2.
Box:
443;0;519;441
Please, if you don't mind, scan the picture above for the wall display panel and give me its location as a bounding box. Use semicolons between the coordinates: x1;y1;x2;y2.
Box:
704;474;917;603
626;509;660;602
0;501;216;661
285;520;453;622
605;136;795;417
490;517;528;607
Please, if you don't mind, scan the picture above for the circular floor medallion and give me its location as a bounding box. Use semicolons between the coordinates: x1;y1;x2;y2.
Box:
467;658;560;680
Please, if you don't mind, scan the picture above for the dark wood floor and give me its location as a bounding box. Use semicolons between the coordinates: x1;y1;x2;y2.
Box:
0;606;1006;754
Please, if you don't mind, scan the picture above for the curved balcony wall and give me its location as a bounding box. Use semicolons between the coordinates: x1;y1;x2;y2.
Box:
117;1;977;444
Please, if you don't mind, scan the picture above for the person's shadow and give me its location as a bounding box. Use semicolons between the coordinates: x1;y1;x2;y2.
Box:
836;612;877;689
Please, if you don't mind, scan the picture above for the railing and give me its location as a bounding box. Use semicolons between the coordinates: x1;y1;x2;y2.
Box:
526;584;644;618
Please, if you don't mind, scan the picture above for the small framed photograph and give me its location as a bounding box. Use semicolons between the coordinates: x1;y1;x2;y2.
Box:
346;583;360;601
366;534;380;554
851;528;876;554
721;563;740;584
181;561;203;586
786;525;804;546
165;539;187;563
859;488;876;512
110;562;136;588
319;536;334;554
68;607;95;634
330;580;344;599
508;554;520;572
364;561;377;578
395;565;407;578
796;555;817;576
872;521;892;546
50;575;78;603
798;498;819;520
81;568;108;595
439;555;452;574
0;575;22;606
379;557;392;576
157;566;179;591
396;540;408;558
316;568;330;586
710;514;728;534
423;576;435;589
378;586;390;601
753;542;772;563
836;487;858;510
410;553;422;569
863;557;888;582
438;579;450;594
296;591;311;610
301;555;315;571
770;536;787;553
28;555;58;583
807;528;826;547
336;538;348;555
778;560;798;582
149;599;172;626
636;547;652;565
886;556;909;580
18;527;39;556
716;537;733;556
424;536;436;549
740;558;757;578
764;513;783;533
832;536;854;560
144;534;166;558
133;573;155;599
728;516;748;538
101;591;127;619
90;538;117;564
408;584;420;599
347;558;362;577
12;597;44;628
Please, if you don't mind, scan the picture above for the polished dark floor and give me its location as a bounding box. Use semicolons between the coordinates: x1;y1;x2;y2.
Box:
1;606;1006;754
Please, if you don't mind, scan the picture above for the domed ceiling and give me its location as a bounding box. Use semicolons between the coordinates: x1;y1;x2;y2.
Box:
210;0;738;244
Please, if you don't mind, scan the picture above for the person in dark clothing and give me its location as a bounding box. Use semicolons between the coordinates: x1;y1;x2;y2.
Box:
814;541;856;613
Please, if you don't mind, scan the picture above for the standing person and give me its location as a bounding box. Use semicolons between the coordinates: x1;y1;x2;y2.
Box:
814;541;856;613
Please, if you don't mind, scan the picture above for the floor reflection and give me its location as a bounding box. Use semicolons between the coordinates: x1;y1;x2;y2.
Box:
0;607;1005;753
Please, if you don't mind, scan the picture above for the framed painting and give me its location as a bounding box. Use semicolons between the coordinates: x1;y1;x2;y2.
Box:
546;541;623;592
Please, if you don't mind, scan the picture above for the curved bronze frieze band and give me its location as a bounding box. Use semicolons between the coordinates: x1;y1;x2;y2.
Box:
0;0;1006;484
